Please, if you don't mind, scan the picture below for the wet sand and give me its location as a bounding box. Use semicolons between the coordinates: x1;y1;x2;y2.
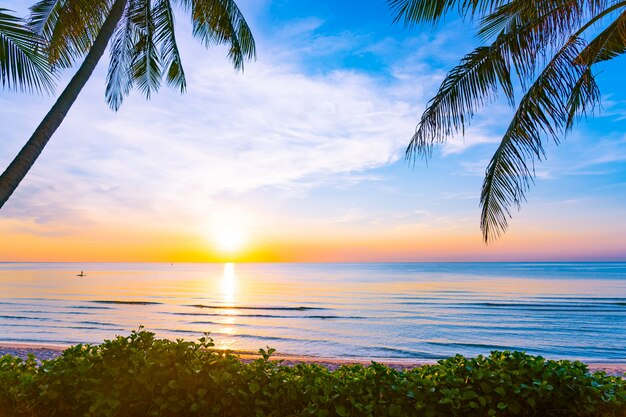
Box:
1;342;624;375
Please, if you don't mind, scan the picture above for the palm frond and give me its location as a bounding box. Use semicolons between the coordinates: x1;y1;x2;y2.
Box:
154;0;186;92
565;67;599;128
576;8;626;64
129;0;161;98
406;9;568;161
0;8;54;93
188;0;255;70
478;0;609;41
388;0;507;26
407;0;614;162
106;0;138;110
29;0;110;68
480;38;598;242
407;44;514;160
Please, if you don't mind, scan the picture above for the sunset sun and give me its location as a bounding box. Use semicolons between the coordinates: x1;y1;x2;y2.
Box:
212;225;247;255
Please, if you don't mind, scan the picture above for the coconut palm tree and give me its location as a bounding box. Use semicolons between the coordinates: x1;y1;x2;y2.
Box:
0;0;255;210
390;0;626;242
0;7;54;92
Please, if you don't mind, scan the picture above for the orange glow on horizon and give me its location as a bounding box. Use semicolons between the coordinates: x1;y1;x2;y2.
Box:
1;216;625;262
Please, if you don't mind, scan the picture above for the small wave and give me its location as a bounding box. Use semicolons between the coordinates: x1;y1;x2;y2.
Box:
170;312;361;320
155;329;326;345
230;333;325;343
474;302;626;308
399;301;626;309
187;304;326;311
372;346;441;359
0;315;33;320
70;305;113;310
79;321;119;327
66;325;124;331
0;315;63;322
91;300;162;305
0;337;81;345
425;341;521;351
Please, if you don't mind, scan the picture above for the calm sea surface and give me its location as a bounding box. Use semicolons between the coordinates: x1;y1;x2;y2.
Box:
0;262;625;362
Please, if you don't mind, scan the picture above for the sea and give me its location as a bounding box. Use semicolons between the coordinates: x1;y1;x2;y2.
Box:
0;262;625;362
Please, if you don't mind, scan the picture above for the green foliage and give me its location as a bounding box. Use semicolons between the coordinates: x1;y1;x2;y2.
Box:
0;330;624;416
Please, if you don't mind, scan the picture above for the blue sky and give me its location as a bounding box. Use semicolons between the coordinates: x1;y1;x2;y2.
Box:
1;0;626;261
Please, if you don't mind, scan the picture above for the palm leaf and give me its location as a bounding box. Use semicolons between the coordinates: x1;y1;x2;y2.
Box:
407;45;514;160
106;0;138;110
480;38;599;242
186;0;255;70
129;0;162;98
154;0;186;92
406;10;567;161
0;8;54;93
565;67;599;129
406;0;607;162
388;0;507;26
29;0;109;68
576;8;626;64
478;0;609;41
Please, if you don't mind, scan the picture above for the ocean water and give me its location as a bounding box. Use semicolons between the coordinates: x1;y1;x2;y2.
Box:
0;262;625;362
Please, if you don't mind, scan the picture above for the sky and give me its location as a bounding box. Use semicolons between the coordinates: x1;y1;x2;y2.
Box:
1;0;626;262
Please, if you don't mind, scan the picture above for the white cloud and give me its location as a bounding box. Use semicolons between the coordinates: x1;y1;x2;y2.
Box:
1;29;428;229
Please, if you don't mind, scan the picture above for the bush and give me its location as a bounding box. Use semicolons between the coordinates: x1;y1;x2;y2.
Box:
0;330;624;416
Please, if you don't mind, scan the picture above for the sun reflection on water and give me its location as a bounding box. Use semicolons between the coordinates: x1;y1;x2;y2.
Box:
221;262;237;305
213;263;239;350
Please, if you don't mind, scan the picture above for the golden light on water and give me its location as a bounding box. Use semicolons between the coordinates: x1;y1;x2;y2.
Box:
220;262;237;305
216;263;238;350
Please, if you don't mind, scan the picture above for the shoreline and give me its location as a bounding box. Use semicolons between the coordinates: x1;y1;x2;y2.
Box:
1;342;624;375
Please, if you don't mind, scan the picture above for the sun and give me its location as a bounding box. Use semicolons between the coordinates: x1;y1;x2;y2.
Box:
213;225;246;254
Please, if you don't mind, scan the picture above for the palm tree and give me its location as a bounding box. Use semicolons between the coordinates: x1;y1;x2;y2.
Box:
390;0;625;242
0;7;54;92
0;0;255;210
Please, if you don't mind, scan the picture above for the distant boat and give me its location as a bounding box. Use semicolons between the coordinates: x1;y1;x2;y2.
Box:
77;271;86;277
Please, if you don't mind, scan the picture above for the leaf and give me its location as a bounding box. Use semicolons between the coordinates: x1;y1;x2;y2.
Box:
335;405;349;417
480;38;598;242
0;7;55;93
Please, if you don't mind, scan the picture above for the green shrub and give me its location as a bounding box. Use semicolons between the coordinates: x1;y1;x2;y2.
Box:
0;330;624;416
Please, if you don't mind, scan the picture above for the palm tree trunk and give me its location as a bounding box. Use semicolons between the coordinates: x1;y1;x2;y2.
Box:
0;0;128;210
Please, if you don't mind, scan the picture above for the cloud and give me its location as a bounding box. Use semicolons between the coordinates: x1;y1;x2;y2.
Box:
1;28;430;230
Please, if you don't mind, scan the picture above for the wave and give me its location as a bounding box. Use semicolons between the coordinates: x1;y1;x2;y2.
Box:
0;322;119;331
170;312;361;320
65;325;124;331
79;321;119;327
473;302;626;307
0;315;62;322
425;341;522;351
187;304;326;311
91;300;162;305
155;328;332;345
345;346;441;359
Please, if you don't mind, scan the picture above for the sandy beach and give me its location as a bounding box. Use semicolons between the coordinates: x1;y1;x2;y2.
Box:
2;342;624;375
